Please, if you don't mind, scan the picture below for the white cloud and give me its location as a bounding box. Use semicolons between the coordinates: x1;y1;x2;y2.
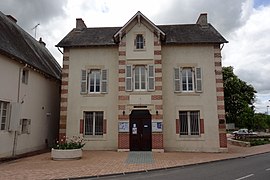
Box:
223;4;270;113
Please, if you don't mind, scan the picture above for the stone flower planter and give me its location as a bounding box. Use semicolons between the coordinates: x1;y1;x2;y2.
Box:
51;148;82;160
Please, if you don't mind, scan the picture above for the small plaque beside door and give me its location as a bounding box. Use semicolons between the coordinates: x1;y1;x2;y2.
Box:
119;122;129;132
152;121;162;132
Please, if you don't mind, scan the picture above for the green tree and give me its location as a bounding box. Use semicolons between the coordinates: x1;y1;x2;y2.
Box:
223;66;257;128
253;113;270;131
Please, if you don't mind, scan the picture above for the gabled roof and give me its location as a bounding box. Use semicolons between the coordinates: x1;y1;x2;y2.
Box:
57;12;227;48
113;11;165;43
0;11;61;80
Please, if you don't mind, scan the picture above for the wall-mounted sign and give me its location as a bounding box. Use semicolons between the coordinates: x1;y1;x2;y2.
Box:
152;122;162;132
119;122;129;132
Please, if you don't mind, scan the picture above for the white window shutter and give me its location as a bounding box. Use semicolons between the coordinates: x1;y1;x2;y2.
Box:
101;69;108;93
81;69;87;94
18;119;22;134
9;102;21;132
195;67;203;92
126;65;132;91
148;64;155;91
174;68;181;92
27;119;31;134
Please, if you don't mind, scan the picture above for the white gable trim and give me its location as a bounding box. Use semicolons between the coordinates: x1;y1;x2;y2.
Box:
114;11;165;42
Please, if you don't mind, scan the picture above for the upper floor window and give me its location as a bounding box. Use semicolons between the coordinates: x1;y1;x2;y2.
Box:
134;66;146;90
182;68;194;91
174;67;202;93
0;101;9;131
21;119;31;134
89;70;101;93
81;69;108;94
22;69;29;84
126;64;155;92
135;34;145;50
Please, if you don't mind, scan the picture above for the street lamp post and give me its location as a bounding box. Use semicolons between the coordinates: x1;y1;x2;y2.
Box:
267;105;269;115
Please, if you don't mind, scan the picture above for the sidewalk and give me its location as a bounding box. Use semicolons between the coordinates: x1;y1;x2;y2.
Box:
0;143;270;180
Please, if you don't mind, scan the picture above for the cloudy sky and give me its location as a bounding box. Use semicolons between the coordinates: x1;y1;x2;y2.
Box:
1;0;269;113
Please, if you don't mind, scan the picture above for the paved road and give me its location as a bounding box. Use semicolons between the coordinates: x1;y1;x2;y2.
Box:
83;152;270;180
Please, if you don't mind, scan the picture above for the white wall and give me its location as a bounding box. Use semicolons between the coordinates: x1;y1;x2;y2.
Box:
0;54;60;157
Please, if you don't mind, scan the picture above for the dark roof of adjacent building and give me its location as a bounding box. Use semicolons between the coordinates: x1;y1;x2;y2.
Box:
0;11;61;80
57;23;228;48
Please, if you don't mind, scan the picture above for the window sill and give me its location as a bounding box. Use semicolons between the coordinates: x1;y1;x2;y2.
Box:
81;93;105;97
175;92;201;96
133;48;146;52
128;92;152;95
83;135;106;141
176;134;205;141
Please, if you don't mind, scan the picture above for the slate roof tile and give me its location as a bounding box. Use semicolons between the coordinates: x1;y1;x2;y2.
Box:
56;23;227;47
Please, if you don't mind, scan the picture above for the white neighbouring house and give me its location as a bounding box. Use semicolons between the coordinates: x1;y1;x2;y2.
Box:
0;12;61;158
57;11;228;152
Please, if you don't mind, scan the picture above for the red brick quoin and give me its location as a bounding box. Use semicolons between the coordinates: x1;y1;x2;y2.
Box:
219;133;227;148
118;133;129;149
152;133;163;149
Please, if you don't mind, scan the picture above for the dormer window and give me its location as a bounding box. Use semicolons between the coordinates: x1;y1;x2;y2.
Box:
135;34;145;50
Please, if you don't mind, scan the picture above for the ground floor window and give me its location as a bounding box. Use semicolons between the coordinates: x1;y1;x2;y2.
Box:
21;119;31;134
84;111;103;136
179;111;200;136
0;101;9;131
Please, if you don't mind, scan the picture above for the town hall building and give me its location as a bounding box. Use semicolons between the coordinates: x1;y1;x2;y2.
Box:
56;11;228;152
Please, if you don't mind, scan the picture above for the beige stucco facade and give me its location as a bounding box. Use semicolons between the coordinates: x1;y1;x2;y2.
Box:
0;54;60;157
65;47;119;150
59;12;227;152
162;45;221;152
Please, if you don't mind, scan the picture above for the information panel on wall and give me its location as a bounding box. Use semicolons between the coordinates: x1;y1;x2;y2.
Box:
152;121;162;132
118;122;129;132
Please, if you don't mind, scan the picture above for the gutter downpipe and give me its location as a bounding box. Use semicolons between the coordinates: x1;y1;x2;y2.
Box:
220;43;225;50
12;63;27;156
57;47;63;55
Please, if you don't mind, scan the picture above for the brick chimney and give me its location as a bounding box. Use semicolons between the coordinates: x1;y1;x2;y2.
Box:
196;13;208;28
76;18;87;30
39;37;46;47
6;15;17;23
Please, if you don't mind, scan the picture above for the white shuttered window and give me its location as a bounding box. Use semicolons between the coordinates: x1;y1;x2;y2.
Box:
174;67;203;93
81;69;108;94
125;65;155;92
